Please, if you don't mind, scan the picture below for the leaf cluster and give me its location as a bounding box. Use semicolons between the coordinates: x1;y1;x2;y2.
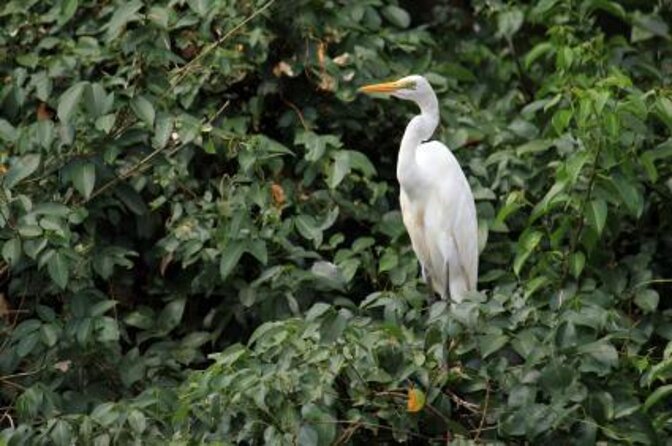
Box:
1;0;672;444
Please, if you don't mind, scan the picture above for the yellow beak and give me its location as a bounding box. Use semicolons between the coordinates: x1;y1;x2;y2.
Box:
358;80;403;94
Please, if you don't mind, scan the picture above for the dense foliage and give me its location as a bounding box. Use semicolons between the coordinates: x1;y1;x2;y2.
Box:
1;0;672;443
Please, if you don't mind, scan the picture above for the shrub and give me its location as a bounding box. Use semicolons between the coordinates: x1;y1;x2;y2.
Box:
1;0;671;444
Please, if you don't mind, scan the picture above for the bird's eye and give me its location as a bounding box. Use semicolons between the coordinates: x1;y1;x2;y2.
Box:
402;81;417;90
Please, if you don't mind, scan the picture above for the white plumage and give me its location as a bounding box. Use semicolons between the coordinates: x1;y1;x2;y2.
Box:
360;75;478;302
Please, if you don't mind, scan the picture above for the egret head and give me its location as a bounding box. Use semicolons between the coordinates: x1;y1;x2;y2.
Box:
359;75;433;103
359;75;438;113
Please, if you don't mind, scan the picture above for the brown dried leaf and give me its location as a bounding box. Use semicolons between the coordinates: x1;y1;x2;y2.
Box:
37;102;54;121
54;360;72;373
318;73;336;92
160;252;173;276
0;293;9;320
271;183;285;207
333;53;351;66
318;41;327;69
273;61;295;77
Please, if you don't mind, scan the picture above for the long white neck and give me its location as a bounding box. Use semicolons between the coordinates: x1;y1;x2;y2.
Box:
397;93;440;197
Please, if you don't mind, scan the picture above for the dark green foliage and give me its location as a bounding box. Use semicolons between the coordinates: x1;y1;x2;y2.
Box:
1;0;672;444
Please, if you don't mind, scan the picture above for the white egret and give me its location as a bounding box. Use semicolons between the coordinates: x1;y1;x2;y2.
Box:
359;75;478;302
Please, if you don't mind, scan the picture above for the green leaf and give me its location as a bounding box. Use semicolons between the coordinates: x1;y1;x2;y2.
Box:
556;46;574;70
327;151;350;189
91;403;120;426
124;308;154;330
71;161;96;199
540;363;574;393
514;230;543;276
516;139;553;156
643;384;672;412
36;120;55;149
579;341;618;368
90;300;118;317
551;109;573;134
347;150;376;176
2;238;22;266
115;184;148;215
131;96;156;127
59;0;79;25
583;0;626;19
76;318;93;345
248;320;286;346
84;83;113;118
378;249;398;273
40;324;59;347
479;334;509;358
311;261;345;290
4;154;41;189
655;97;672;131
105;0;143;41
586;199;608;236
96;317;120;342
157;298;186;333
497;8;524;38
604;112;619;138
18;224;44;238
295;131;341;162
16;332;40;357
524;42;554;69
531;181;567;222
128;410;146;434
631;12;669;43
634;289;659;313
382;5;410;28
301;403;336;446
320;310;349;344
298;425;318;446
57;82;86;123
187;0;210;16
524;275;550;299
50;419;73;446
94;114;115;134
47;251;69;289
612;173;643;218
295;215;322;246
0;118;17;142
153;113;173;149
33;203;71;217
306;303;332;322
219;241;245;281
569;251;586;278
246;239;267;265
148;6;170;28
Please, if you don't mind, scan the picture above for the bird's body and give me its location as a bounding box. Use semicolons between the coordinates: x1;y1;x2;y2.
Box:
360;75;478;302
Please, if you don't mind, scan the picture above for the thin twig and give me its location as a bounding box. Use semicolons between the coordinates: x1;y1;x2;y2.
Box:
562;140;603;282
314;419;442;442
333;421;361;446
86;100;236;203
474;382;491;442
170;0;276;87
85;142;175;203
0;407;15;430
0;378;26;391
507;37;534;101
281;96;309;131
208;100;231;125
633;278;672;289
443;388;481;414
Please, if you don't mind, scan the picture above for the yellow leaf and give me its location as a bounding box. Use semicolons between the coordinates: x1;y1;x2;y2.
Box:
407;387;426;413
